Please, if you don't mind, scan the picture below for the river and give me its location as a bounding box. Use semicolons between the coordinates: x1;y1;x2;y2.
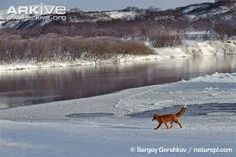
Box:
0;56;235;109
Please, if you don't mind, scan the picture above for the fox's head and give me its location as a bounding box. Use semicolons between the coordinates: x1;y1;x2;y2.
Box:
152;114;159;121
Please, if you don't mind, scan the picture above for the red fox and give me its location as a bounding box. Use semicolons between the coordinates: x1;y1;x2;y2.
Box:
152;105;187;130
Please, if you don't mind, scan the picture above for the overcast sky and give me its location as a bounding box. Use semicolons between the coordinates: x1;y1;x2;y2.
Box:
1;0;215;11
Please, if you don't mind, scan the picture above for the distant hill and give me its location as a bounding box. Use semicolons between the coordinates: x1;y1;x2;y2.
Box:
0;1;235;30
0;1;235;42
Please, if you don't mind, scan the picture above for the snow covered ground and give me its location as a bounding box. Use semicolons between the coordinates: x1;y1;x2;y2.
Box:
1;116;235;157
0;72;235;157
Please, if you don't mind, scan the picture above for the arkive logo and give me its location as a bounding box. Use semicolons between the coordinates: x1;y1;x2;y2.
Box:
7;4;66;15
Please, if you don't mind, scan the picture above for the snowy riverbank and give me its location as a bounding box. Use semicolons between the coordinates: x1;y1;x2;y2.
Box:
0;40;236;71
0;72;235;157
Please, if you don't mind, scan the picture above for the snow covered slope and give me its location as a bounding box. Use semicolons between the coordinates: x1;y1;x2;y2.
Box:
0;1;235;29
177;1;236;20
0;4;64;28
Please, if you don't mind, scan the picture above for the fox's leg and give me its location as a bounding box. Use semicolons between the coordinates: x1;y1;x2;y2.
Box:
169;122;173;129
154;123;162;130
175;121;182;128
164;123;169;129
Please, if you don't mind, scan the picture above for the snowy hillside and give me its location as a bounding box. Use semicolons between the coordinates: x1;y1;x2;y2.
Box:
177;2;236;20
0;6;138;28
0;4;65;28
66;10;137;23
0;1;235;29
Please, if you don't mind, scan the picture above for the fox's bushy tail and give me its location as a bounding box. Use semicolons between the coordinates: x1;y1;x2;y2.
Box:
176;106;187;117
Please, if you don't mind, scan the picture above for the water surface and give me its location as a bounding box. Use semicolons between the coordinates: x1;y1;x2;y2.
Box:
0;56;236;109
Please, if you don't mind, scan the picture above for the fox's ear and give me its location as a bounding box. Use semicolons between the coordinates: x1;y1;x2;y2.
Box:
152;114;156;121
